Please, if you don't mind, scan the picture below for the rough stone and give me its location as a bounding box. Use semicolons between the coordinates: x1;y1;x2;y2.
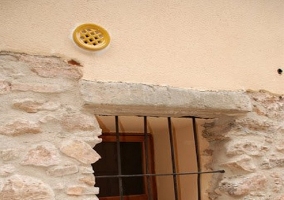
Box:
0;148;19;161
60;139;100;164
219;173;267;196
276;140;284;152
47;163;78;176
0;80;11;94
225;139;269;156
0;164;16;177
31;66;83;79
11;82;66;93
0;174;55;200
60;113;98;132
270;172;282;193
268;156;284;168
80;166;94;174
0;120;41;136
66;185;99;196
13;99;60;113
222;155;256;172
79;175;95;186
21;142;61;167
80;80;252;118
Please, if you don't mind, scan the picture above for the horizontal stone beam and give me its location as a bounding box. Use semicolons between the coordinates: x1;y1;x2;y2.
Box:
80;80;252;118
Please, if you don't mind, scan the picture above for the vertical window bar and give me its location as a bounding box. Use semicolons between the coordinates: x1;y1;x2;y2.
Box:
115;116;124;200
192;117;201;200
167;117;179;200
143;116;153;200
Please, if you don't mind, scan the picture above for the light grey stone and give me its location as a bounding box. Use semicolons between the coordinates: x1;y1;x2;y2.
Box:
79;80;252;117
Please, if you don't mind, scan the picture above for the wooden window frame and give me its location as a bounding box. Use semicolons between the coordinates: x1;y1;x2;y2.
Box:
95;133;157;200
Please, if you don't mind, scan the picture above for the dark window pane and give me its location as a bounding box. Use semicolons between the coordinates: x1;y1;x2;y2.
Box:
93;141;144;197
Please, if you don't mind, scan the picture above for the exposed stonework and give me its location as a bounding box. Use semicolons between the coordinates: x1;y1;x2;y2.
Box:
2;52;283;200
21;142;61;167
204;91;284;200
13;98;60;113
0;174;55;200
0;164;16;177
60;114;98;132
0;52;101;199
60;139;101;164
0;120;41;136
66;185;99;196
47;163;78;177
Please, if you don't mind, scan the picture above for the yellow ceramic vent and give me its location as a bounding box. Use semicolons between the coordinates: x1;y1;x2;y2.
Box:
73;23;110;51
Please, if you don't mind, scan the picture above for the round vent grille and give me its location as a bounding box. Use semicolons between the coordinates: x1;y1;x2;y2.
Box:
73;23;110;51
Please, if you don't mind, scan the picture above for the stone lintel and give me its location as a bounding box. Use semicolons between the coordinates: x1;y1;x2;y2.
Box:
80;80;252;118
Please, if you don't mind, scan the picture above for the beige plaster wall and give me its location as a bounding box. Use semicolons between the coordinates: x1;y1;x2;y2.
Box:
1;0;283;93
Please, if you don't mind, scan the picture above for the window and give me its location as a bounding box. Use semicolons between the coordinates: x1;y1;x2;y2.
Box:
93;133;156;200
93;116;224;200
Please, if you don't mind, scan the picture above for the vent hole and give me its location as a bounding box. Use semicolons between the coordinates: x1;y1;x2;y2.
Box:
277;68;283;75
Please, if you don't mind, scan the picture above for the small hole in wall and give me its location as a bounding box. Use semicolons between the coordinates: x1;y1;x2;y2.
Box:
67;59;81;66
277;68;283;75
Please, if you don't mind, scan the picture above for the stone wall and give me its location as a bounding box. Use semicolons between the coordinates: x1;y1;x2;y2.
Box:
1;52;283;200
204;91;284;200
0;52;102;200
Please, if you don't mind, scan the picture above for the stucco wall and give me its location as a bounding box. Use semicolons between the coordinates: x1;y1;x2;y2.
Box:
1;0;283;93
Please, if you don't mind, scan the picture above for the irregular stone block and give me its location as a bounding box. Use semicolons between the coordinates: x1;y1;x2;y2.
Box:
0;164;16;177
47;163;78;176
219;173;267;196
80;80;252;118
276;140;284;152
11;82;66;93
61;113;99;132
0;120;41;136
31;66;82;79
226;139;269;156
66;185;99;196
21;142;61;167
0;80;11;94
270;172;282;193
79;175;95;186
80;166;94;174
60;139;100;164
222;155;256;172
0;148;19;161
73;132;102;147
0;174;55;200
13;98;60;113
268;156;284;168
